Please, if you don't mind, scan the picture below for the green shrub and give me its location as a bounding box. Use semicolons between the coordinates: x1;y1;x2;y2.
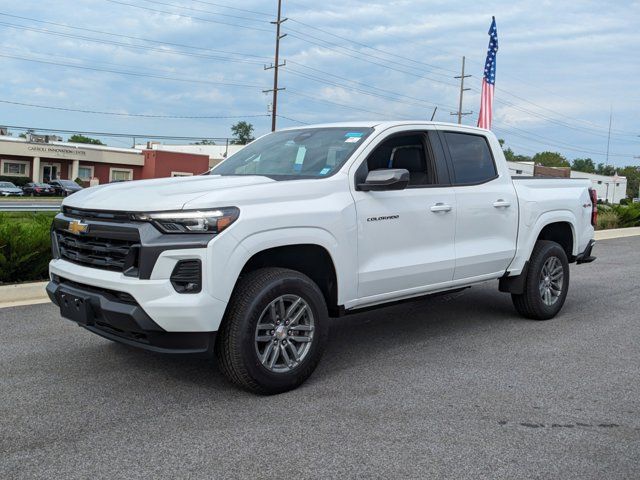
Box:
596;210;619;230
0;175;30;187
0;212;54;284
612;203;640;228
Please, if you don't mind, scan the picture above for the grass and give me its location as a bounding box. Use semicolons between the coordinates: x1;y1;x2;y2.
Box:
0;212;54;284
0;196;64;201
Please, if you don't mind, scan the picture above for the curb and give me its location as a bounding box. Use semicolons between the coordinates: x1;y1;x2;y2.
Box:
0;228;639;309
0;281;48;310
594;227;640;241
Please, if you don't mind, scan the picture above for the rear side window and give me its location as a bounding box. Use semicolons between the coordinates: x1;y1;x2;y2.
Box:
444;132;497;185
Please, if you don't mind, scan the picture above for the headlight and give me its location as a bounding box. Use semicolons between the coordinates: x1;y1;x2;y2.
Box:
132;207;239;234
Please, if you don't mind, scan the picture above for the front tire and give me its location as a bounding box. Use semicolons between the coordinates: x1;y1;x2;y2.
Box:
215;268;329;394
511;240;570;320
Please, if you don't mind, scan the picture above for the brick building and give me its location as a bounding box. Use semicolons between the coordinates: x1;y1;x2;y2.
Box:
0;136;210;185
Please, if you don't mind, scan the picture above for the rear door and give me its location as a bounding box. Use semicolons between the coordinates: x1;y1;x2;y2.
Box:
350;128;457;301
438;130;518;280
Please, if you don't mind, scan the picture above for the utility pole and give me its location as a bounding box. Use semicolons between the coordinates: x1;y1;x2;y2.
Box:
451;56;472;124
264;0;287;132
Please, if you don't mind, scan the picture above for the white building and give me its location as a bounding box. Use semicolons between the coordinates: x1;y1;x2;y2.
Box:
507;161;627;204
135;142;245;168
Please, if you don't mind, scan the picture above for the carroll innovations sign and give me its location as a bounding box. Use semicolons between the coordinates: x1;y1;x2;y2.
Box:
27;145;87;157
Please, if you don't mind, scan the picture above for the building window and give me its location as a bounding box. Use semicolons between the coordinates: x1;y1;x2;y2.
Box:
77;165;94;180
109;168;133;182
1;159;30;176
171;171;193;177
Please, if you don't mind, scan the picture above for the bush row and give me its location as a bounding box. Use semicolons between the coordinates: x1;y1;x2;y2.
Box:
596;203;640;230
0;176;31;187
0;212;54;284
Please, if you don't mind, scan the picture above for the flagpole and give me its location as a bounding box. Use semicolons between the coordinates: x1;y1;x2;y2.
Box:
605;105;612;165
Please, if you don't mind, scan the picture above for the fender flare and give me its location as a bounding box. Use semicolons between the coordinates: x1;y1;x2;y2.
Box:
210;227;348;304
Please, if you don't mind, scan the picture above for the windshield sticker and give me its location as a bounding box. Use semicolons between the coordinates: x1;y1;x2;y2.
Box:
319;167;331;175
345;136;361;143
345;132;363;140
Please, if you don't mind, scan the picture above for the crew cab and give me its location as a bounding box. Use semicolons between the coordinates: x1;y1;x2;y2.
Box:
47;122;597;394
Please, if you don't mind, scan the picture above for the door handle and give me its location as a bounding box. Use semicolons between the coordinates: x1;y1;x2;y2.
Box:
493;199;511;208
430;203;452;213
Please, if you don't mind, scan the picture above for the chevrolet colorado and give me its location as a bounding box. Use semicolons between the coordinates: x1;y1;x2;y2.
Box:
47;122;597;394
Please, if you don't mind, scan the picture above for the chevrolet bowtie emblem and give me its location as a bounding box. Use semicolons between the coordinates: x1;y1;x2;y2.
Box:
67;220;89;235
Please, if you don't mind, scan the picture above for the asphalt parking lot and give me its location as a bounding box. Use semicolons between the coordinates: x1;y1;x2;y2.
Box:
1;236;639;479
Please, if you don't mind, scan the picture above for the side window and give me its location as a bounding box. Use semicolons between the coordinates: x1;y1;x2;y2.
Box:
363;133;435;186
444;132;497;185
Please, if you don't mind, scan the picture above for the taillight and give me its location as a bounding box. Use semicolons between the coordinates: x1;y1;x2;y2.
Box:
589;188;598;226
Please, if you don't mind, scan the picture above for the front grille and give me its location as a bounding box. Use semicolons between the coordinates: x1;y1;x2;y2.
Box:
56;230;139;272
62;206;132;222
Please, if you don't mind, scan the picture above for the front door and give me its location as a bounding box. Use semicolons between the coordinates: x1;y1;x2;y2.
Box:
42;165;58;182
351;129;457;302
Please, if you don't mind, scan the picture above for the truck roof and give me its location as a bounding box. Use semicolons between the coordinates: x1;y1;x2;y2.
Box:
280;121;490;133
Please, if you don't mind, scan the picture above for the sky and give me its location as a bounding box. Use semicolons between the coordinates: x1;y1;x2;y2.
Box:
0;0;638;167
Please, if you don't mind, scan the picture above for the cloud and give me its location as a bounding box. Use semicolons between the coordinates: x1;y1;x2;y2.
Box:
0;0;637;164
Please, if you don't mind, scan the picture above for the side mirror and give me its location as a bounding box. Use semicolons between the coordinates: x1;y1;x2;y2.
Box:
357;169;410;192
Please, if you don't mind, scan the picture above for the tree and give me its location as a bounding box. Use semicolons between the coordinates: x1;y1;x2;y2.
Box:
619;166;640;199
68;134;104;145
596;163;616;176
498;139;531;162
571;158;596;173
230;121;254;145
531;151;570;168
193;139;216;145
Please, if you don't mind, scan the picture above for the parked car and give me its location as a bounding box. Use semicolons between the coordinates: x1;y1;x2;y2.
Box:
48;121;597;394
0;181;24;196
48;179;83;196
22;182;56;196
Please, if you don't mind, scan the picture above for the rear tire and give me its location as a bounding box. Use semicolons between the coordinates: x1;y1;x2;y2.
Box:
215;268;329;394
511;240;569;320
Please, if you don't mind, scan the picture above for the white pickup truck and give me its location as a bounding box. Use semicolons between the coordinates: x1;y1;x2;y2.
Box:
48;122;597;394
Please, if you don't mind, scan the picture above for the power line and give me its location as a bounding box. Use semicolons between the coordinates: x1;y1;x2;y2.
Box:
3;124;239;141
287;17;459;76
0;53;265;89
138;0;268;24
285;32;459;89
104;0;273;33
0;21;267;66
275;114;309;125
0;99;268;119
188;0;272;18
286;89;410;118
0;12;271;60
493;123;635;158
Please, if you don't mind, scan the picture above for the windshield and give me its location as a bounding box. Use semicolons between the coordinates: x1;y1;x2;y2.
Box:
211;127;373;179
0;182;16;188
35;183;50;187
57;180;78;186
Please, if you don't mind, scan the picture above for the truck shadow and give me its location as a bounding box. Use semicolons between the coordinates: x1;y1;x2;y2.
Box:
99;282;518;394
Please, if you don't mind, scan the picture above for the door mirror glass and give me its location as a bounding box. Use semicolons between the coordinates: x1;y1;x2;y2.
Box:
357;168;409;191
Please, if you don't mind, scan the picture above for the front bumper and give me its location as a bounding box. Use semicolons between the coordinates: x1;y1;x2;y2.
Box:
47;276;216;356
49;258;228;332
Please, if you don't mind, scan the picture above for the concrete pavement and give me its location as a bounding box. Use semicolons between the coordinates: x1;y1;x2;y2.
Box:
1;236;639;479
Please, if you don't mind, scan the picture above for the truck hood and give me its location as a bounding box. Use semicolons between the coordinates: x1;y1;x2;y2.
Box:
63;175;277;212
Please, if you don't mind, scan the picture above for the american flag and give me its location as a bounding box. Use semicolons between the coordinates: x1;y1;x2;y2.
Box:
477;17;498;130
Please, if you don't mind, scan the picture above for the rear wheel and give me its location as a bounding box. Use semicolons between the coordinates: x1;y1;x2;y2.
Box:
511;240;569;320
215;268;329;394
